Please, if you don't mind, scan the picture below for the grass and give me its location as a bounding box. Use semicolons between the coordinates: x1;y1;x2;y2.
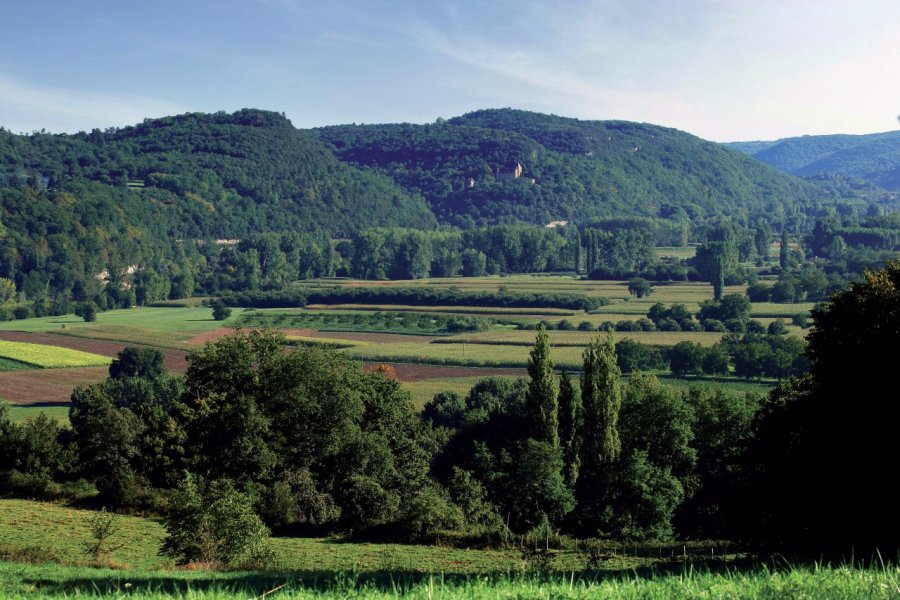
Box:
0;307;244;335
0;341;111;368
1;557;898;599
402;376;492;410
0;357;36;371
7;406;70;424
437;329;725;347
656;246;697;259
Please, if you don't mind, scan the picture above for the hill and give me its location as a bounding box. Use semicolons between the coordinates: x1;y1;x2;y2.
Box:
313;108;824;227
726;130;900;191
0;109;436;239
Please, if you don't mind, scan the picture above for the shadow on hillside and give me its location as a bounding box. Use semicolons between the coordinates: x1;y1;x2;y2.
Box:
25;558;765;596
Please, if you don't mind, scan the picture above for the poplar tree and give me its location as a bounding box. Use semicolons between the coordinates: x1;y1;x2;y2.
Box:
557;370;582;490
526;325;559;447
580;330;621;466
576;330;623;532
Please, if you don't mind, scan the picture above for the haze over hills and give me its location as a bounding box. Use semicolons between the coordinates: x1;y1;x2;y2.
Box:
726;130;900;191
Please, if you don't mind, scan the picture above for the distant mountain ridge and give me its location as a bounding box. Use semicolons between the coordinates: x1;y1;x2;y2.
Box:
726;130;900;191
314;108;823;227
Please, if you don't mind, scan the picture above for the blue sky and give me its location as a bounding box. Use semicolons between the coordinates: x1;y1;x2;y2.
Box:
1;0;897;141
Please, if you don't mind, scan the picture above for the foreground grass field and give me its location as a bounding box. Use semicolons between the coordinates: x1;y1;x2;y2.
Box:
2;499;897;598
2;558;898;599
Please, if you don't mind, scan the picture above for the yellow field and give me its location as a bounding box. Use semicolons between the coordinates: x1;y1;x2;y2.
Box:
0;341;111;369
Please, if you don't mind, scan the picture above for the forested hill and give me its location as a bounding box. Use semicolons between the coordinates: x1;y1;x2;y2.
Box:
313;108;822;227
726;130;900;191
0;109;436;238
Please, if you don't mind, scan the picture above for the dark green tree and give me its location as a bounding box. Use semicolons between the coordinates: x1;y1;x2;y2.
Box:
576;331;622;533
741;260;900;554
525;326;559;447
109;347;166;380
557;371;582;490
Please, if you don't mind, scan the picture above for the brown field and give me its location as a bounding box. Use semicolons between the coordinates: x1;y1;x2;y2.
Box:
185;327;237;345
364;361;524;382
0;366;109;405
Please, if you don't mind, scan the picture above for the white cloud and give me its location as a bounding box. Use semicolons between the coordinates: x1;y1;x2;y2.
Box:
0;73;184;133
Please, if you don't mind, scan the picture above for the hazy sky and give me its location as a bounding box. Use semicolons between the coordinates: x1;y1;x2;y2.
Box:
1;0;897;141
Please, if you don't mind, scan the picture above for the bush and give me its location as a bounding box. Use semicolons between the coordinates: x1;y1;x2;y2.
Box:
724;318;746;333
702;319;726;332
577;321;594;331
211;299;232;321
556;319;576;331
791;312;809;328
657;318;681;331
747;320;766;334
635;318;657;332
161;475;274;568
615;320;637;332
767;319;787;335
746;283;772;302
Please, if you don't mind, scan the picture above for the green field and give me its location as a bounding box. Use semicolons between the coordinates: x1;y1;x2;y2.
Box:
0;341;111;369
2;561;898;599
0;307;244;335
7;406;70;424
5;498;895;600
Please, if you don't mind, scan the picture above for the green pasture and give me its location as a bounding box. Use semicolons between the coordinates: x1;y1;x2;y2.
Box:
434;329;725;348
0;307;244;335
0;357;35;371
0;498;894;598
656;245;697;259
7;406;70;424
403;376;494;410
2;561;898;599
0;341;110;369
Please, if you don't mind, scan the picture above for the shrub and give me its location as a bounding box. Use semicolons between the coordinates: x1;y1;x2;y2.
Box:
791;312;809;328
615;320;637;332
577;321;594;331
556;319;575;331
746;283;772;302
767;319;787;335
747;320;766;334
657;318;681;331
161;475;274;568
702;319;726;332
211;299;232;321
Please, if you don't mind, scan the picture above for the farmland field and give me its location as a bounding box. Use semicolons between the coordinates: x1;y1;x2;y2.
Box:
0;276;800;406
0;340;111;369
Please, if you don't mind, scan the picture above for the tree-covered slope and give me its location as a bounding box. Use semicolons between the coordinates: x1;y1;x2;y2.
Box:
314;108;822;227
0;109;436;238
726;131;900;191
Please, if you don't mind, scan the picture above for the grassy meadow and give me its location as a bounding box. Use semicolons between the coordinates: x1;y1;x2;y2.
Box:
0;498;896;598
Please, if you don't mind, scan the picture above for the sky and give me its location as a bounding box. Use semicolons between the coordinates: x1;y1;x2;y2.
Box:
0;0;897;142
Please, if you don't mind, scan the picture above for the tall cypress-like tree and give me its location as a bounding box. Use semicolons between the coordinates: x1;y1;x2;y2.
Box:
779;229;790;271
576;330;622;532
558;370;582;490
526;325;559;447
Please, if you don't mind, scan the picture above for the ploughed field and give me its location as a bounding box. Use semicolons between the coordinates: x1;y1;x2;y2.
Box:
1;273;810;419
